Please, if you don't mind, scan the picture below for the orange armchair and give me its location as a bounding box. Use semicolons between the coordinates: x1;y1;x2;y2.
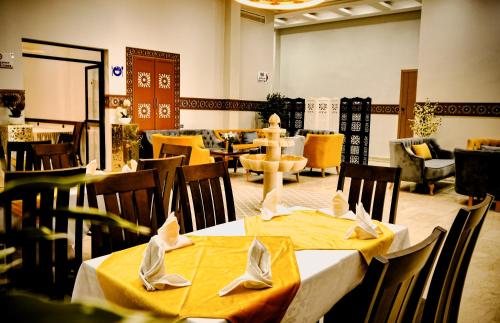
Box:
151;134;214;165
303;133;344;177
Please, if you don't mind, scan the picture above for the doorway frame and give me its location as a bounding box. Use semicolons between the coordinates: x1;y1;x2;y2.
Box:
125;47;180;129
21;38;106;169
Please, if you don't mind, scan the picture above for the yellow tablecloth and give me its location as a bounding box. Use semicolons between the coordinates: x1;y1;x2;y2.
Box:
96;236;300;322
244;210;394;263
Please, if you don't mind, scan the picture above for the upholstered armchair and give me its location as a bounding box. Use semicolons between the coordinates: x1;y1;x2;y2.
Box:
389;138;454;194
455;148;500;210
151;134;214;165
303;133;344;177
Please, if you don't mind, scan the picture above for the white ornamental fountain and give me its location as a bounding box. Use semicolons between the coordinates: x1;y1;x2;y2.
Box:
239;114;308;203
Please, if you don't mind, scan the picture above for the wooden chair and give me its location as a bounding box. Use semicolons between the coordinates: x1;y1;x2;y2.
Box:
86;169;165;257
337;162;402;224
6;140;51;171
419;194;494;323
159;143;192;165
58;121;84;164
1;167;86;298
177;161;236;233
325;226;446;323
32;143;80;170
137;156;184;214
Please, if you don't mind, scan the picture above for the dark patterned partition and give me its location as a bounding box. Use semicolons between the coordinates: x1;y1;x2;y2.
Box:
283;97;305;136
339;97;371;164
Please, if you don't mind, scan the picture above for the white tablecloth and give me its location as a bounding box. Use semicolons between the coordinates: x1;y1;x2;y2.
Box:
32;127;72;143
72;217;410;323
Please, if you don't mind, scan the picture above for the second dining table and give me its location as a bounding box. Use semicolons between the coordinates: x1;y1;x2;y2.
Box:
72;208;410;323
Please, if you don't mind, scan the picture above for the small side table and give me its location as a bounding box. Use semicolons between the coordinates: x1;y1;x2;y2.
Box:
210;148;257;173
111;123;139;171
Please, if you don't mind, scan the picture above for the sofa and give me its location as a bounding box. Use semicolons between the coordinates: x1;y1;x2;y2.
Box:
150;134;214;165
213;129;264;151
454;148;499;209
303;133;344;177
389;138;454;194
466;138;500;151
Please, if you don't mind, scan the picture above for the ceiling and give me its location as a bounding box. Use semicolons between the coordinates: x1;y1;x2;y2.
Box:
270;0;422;29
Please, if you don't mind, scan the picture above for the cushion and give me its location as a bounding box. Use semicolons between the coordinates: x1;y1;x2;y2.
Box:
424;159;455;181
426;141;439;159
241;131;258;144
412;143;432;160
480;145;500;152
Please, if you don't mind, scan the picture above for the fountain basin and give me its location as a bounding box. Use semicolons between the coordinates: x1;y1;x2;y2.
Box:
239;154;308;173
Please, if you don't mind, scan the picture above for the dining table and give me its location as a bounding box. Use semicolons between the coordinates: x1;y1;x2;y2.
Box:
72;209;410;323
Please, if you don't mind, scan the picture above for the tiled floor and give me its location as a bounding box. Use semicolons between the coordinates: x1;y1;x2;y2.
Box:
230;166;500;323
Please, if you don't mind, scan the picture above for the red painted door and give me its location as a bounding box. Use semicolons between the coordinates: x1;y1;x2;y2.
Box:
154;59;175;129
132;56;175;130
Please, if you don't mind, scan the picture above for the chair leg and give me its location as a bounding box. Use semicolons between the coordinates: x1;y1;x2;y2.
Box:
321;169;325;177
428;183;435;195
296;172;300;182
468;196;473;208
335;166;340;174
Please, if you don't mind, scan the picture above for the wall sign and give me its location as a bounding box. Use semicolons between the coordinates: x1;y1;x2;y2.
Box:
111;65;123;77
257;71;269;82
0;52;14;69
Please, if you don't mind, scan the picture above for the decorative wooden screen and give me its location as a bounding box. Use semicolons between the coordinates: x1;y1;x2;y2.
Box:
283;97;305;136
339;97;371;165
303;97;339;132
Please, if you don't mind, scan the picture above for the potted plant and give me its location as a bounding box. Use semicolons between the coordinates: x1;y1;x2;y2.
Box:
410;99;442;137
115;99;132;125
1;94;25;125
258;93;287;127
222;131;238;153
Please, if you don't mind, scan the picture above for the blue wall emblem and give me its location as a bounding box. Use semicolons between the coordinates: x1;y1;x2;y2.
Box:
112;66;123;77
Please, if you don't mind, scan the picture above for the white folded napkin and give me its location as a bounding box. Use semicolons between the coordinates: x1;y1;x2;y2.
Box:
344;203;382;240
85;160;97;175
158;212;193;251
139;213;194;291
332;190;349;217
139;235;191;291
219;238;273;296
261;189;291;221
121;159;138;173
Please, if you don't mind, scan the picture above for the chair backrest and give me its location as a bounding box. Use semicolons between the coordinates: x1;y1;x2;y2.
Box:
32;143;80;169
137;156;184;214
359;226;446;323
422;194;493;323
7;140;51;171
177;161;236;233
159;143;192;165
58;122;84;164
1;167;86;298
337;162;402;223
86;169;165;257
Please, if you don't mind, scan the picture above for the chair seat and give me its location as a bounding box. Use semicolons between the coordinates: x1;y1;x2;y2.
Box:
424;159;455;180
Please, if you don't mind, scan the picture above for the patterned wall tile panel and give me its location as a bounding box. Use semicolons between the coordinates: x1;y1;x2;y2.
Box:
105;94;130;109
178;97;261;111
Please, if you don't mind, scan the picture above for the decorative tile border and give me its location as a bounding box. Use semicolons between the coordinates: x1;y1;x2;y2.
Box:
179;97;262;111
420;102;500;117
125;47;180;128
105;94;131;109
0;89;25;106
371;104;399;114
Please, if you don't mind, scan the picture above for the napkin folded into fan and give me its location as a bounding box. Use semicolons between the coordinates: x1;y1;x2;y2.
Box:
139;213;194;291
219;238;273;296
121;160;138;173
317;190;355;220
261;189;291;221
86;160;98;175
344;203;382;240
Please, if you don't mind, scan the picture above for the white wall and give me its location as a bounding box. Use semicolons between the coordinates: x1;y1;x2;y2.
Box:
416;0;500;150
239;13;275;100
277;12;420;158
181;110;256;129
22;58;87;121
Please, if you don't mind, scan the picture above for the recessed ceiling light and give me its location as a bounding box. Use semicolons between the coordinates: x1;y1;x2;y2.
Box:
235;0;324;11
